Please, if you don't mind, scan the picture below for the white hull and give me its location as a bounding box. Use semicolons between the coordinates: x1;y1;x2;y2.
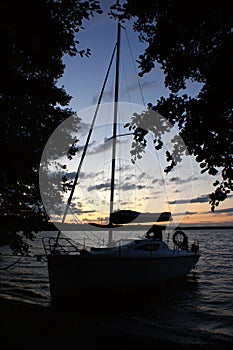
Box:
48;252;200;300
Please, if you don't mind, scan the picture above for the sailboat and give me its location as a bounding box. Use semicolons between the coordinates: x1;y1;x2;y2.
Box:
42;23;200;304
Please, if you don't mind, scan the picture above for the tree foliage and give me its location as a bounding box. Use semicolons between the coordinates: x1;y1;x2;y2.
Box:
110;0;233;210
0;0;102;250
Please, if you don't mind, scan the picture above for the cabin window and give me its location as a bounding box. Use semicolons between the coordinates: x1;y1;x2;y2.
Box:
134;244;160;251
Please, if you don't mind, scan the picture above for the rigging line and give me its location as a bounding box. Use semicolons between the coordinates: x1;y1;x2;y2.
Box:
0;257;22;270
68;206;82;224
102;101;112;222
68;206;102;244
56;43;117;244
124;29;146;106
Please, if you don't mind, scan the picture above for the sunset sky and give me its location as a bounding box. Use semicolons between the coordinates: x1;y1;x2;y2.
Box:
50;2;233;227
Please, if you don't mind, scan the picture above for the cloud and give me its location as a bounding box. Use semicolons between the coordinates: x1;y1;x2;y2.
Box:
87;182;111;192
118;182;146;191
137;184;146;190
65;171;77;180
152;178;165;186
68;206;96;215
172;211;198;216
167;176;198;186
204;207;233;215
169;177;180;183
92;80;157;104
87;137;128;155
65;170;101;180
216;207;233;214
168;175;200;185
124;174;135;181
78;121;91;133
138;172;147;179
87;180;147;192
92;89;113;105
191;195;210;203
76;140;96;153
65;133;129;159
117;164;131;172
171;206;233;218
122;80;157;96
168;194;210;205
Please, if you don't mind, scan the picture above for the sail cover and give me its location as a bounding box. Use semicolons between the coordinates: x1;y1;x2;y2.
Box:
88;222;123;229
110;210;172;224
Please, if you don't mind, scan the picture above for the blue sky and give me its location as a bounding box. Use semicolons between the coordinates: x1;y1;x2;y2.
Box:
52;2;233;226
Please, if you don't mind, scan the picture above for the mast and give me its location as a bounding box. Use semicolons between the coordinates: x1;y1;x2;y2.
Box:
108;22;121;246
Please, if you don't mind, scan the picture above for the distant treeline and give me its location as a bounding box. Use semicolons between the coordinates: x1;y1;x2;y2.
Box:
1;216;232;233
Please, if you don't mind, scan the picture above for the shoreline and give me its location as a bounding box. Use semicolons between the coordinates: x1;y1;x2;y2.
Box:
0;296;232;350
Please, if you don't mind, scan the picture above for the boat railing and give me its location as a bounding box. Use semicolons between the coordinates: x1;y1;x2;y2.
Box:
42;237;81;256
172;238;200;254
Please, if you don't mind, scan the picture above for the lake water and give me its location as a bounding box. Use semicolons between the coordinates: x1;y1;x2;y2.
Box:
0;228;233;345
